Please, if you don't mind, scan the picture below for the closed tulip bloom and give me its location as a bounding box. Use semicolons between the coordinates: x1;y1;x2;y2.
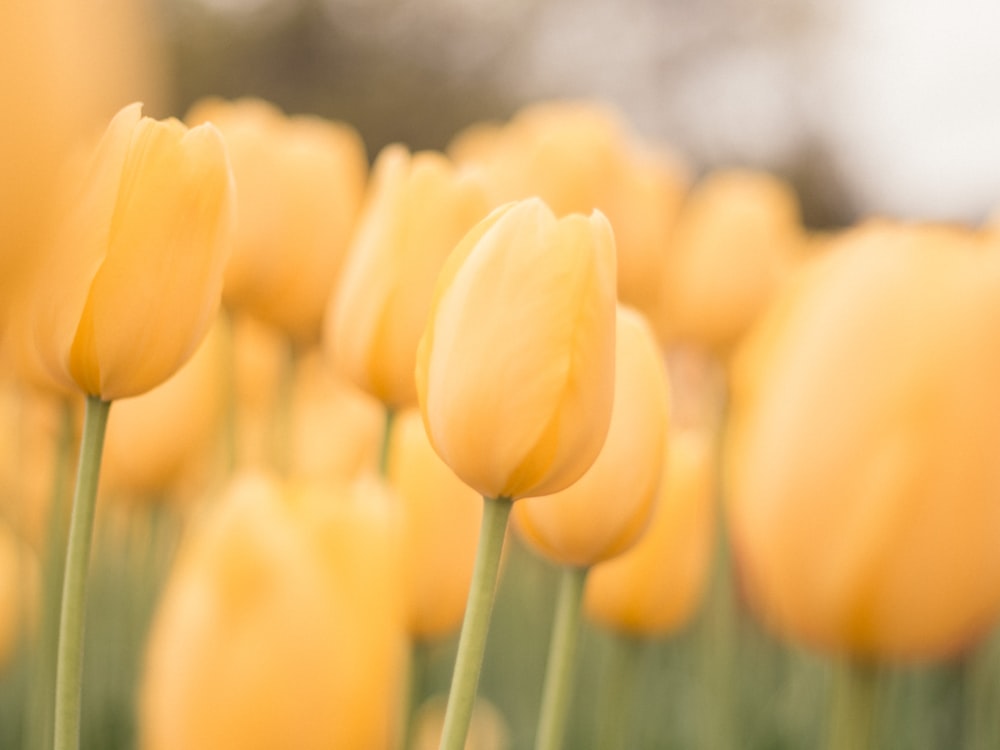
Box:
449;101;687;317
585;429;715;637
658;169;803;355
188;98;367;344
727;223;1000;660
328;145;490;408
513;307;670;567
416;198;617;501
388;409;482;639
141;472;406;750
30;103;234;401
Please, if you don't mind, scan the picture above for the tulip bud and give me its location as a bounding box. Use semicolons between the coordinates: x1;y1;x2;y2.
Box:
512;307;670;567
416;198;617;501
657;169;803;355
727;222;1000;660
327;145;490;408
387;409;482;639
584;429;715;637
141;471;406;750
188;98;367;345
28;103;234;401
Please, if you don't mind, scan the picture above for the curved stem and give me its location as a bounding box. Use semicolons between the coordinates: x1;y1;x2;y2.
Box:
53;395;111;750
534;565;588;750
379;407;396;478
438;495;512;750
828;659;878;750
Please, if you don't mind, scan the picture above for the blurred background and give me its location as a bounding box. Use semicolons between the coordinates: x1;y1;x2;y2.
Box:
155;0;1000;228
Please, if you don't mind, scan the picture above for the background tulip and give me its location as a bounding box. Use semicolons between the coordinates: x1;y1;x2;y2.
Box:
141;472;406;750
387;409;482;640
30;103;235;401
727;222;1000;660
416;198;617;501
513;306;670;567
187;98;367;345
327;145;490;408
584;428;716;637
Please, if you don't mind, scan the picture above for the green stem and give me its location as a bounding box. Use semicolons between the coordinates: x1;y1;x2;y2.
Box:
379;407;396;478
535;565;588;750
438;495;512;750
597;633;642;750
828;659;878;750
29;398;76;750
270;339;297;476
53;395;111;750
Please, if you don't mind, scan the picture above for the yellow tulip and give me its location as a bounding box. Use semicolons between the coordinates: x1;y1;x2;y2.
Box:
727;222;1000;660
100;318;226;500
657;169;803;355
416;198;617;501
327;145;490;408
141;471;406;750
448;101;688;316
512;307;670;567
28;103;234;401
387;409;482;640
187;98;367;345
584;429;715;637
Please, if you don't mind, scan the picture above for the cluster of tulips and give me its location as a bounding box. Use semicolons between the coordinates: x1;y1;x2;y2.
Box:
3;87;1000;750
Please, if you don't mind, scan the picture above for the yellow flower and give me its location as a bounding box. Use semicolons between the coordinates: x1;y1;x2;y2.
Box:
187;97;367;344
584;429;715;637
416;198;617;501
327;145;490;408
141;471;406;750
657;169;803;355
449;101;688;317
387;409;482;640
30;103;234;401
512;307;670;567
727;222;1000;660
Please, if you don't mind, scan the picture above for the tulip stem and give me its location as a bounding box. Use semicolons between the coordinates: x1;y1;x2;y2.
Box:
828;659;878;750
53;395;111;750
534;565;588;750
379;407;396;478
438;495;512;750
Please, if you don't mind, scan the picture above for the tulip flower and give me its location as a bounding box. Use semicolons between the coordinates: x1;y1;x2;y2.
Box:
187;97;367;345
513;306;670;568
727;222;1000;662
657;169;803;355
327;145;490;410
584;428;715;637
141;472;406;750
448;100;688;317
28;102;236;750
387;409;482;640
416;197;617;750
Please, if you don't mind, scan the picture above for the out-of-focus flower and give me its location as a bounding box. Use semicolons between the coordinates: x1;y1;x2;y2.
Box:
327;145;490;409
187;98;367;345
727;222;1000;660
584;428;715;637
416;198;617;501
656;169;803;355
387;409;481;640
449;100;687;317
513;307;669;567
27;103;234;401
0;0;164;337
141;471;406;750
100;319;227;501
